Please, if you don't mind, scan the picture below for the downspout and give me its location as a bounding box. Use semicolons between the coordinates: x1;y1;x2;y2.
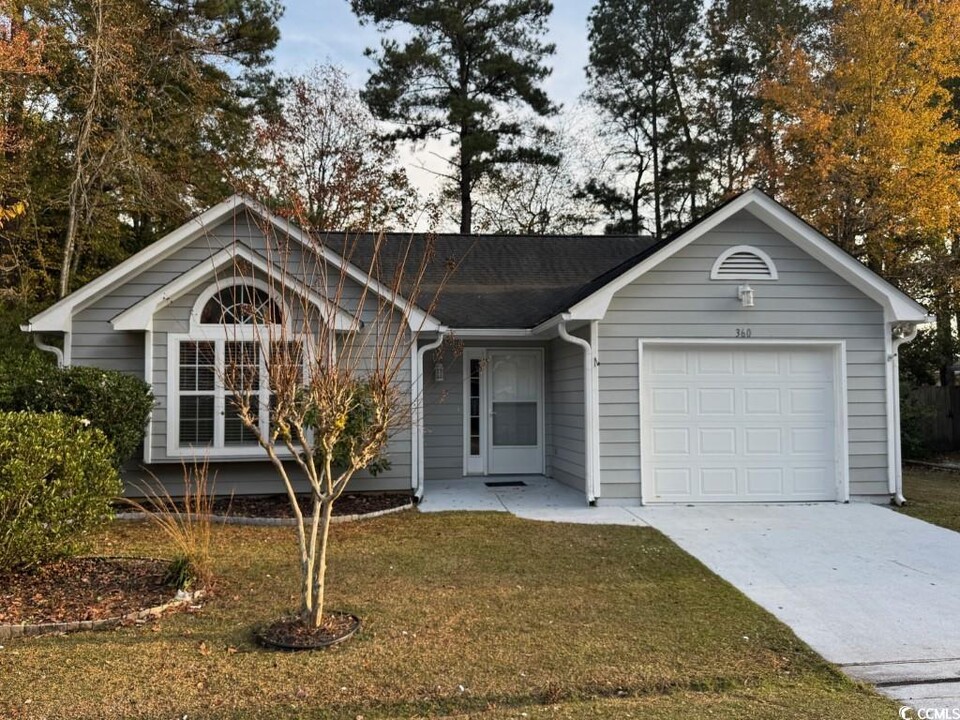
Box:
891;322;921;506
31;333;65;368
558;317;597;504
413;329;448;502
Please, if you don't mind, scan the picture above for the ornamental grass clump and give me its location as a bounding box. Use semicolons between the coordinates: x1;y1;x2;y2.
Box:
125;461;218;592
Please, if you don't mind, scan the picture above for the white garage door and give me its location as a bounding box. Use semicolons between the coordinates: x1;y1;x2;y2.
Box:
641;344;840;503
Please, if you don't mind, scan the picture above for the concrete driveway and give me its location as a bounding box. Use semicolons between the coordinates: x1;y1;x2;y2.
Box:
631;503;960;708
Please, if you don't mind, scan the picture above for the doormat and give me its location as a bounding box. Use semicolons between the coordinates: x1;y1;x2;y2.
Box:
484;480;527;488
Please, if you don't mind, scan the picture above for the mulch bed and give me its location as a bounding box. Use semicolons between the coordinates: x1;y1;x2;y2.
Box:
0;557;177;626
117;492;412;519
257;612;360;650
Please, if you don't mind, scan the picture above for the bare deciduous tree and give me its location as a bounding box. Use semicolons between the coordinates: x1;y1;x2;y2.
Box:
249;64;417;233
218;199;452;630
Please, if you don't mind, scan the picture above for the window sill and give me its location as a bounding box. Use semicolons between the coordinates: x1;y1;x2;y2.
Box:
160;446;303;462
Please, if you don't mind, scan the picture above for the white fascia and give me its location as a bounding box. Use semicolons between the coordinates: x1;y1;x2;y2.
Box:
26;196;247;333
26;194;443;335
111;245;354;332
563;189;930;324
449;327;535;339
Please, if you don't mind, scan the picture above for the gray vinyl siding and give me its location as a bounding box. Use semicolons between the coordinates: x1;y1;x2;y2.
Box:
422;341;555;482
70;208;412;495
422;342;464;481
547;333;586;490
597;210;890;502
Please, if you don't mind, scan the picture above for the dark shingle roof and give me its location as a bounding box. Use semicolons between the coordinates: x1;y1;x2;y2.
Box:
338;233;656;329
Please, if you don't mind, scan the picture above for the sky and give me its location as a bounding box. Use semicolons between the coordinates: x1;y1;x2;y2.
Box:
272;1;594;196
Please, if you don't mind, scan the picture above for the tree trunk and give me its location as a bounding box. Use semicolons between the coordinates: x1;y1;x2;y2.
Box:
650;86;663;240
631;168;642;235
309;497;335;627
459;151;472;234
60;0;105;298
60;201;81;298
665;62;697;217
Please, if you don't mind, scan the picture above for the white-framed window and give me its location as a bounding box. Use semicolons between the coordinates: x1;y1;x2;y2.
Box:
710;245;779;280
166;278;308;458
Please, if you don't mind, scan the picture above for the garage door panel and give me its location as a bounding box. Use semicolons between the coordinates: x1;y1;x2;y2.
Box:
791;427;831;454
651;388;688;415
654;468;691;495
795;467;831;493
698;388;735;415
700;428;735;454
696;349;735;375
651;349;690;374
789;387;829;414
744;388;780;414
789;350;833;375
746;468;784;495
745;427;781;454
652;427;689;454
701;468;738;495
743;350;780;374
642;345;839;503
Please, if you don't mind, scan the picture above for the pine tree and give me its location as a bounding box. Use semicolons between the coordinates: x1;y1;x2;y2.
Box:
350;0;558;234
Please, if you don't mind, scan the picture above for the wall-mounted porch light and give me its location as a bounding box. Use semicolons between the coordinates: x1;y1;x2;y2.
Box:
434;362;445;382
737;284;755;308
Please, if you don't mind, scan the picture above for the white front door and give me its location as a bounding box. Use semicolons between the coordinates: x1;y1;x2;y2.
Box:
486;350;544;474
641;344;842;503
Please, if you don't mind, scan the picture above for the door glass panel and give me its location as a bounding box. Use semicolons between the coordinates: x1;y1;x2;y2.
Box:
490;354;538;447
492;402;537;446
469;359;481;456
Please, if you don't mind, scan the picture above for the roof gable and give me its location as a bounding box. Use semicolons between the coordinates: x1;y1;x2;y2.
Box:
565;189;930;325
25;196;442;333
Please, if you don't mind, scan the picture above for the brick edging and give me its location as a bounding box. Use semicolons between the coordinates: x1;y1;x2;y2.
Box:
114;501;415;527
0;558;204;642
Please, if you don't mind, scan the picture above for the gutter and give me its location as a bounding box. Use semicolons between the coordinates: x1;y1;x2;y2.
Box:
890;320;926;506
557;316;597;504
413;328;448;502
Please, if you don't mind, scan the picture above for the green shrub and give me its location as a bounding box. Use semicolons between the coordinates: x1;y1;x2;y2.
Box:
0;411;121;570
900;383;937;460
0;361;154;466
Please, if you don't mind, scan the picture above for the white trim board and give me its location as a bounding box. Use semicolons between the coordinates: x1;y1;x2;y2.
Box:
111;245;354;332
26;195;442;334
636;338;850;505
568;189;929;324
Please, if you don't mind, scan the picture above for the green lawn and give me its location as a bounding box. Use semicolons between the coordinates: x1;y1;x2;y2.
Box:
899;467;960;532
0;512;894;719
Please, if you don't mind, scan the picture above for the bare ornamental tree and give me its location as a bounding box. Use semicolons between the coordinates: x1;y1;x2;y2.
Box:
216;204;453;634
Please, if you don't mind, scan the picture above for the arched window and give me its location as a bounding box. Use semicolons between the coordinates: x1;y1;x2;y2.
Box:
710;245;778;281
199;284;283;325
170;279;304;455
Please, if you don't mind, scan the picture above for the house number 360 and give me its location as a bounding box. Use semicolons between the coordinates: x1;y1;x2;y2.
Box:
735;328;752;338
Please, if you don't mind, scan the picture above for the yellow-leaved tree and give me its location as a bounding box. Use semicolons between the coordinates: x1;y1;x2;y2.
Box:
763;0;960;277
762;0;960;381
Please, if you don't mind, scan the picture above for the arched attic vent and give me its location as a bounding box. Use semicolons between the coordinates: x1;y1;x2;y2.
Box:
710;245;779;281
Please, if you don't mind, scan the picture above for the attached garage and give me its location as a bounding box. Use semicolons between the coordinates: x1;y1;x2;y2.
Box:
639;343;846;504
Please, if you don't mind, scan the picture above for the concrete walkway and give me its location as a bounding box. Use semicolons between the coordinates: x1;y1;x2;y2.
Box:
420;476;649;526
630;503;960;709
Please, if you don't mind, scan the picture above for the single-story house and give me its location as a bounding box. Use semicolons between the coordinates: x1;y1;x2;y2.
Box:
22;188;930;505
